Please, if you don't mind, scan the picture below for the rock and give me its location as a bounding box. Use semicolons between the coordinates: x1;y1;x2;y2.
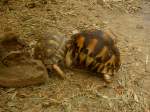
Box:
0;59;48;87
0;31;48;88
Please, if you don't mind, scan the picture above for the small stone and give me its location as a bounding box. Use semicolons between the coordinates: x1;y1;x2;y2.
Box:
0;59;48;88
72;30;79;34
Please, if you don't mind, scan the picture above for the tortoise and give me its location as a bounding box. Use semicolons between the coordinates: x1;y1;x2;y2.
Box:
34;32;68;79
65;29;121;83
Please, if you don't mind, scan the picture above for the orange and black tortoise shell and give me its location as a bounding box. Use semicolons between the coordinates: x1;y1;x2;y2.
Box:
66;29;120;78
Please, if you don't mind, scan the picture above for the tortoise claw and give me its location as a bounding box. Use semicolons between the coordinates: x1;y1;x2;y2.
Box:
103;74;112;83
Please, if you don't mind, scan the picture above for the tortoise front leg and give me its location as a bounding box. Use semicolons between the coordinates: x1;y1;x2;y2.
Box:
52;64;65;79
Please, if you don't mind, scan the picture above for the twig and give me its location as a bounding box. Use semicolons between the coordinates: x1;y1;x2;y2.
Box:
146;55;148;65
145;55;149;72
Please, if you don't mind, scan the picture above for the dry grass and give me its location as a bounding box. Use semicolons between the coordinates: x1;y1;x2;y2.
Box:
0;0;149;112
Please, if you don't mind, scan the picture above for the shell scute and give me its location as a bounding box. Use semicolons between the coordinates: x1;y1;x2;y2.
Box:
65;29;121;82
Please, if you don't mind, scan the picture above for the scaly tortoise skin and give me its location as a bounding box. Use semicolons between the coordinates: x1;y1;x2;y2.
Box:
34;32;68;78
65;29;121;82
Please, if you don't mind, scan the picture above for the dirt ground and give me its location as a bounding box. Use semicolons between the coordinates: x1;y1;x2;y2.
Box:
0;0;149;112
